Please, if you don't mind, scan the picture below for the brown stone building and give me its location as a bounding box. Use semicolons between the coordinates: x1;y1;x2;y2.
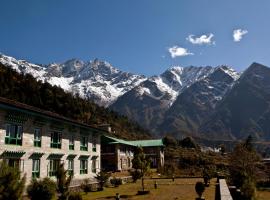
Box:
101;135;164;171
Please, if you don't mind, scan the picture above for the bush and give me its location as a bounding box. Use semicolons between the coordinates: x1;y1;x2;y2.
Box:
130;170;142;183
80;179;92;194
95;171;111;190
0;161;26;200
110;177;122;187
241;179;256;200
27;178;56;200
195;181;205;198
68;192;82;200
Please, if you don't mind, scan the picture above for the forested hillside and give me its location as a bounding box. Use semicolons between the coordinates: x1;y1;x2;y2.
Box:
0;63;150;139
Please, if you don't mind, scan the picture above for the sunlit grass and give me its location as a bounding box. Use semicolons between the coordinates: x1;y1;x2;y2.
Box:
81;178;216;200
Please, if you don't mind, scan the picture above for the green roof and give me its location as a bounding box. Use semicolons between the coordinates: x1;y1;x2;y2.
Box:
102;135;163;147
128;139;164;147
102;135;135;146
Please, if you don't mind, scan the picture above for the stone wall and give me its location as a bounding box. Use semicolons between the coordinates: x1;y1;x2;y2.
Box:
0;108;101;185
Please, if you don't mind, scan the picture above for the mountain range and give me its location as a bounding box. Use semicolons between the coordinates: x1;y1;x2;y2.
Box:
1;53;270;141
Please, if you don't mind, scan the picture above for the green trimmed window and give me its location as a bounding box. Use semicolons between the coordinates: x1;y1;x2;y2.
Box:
32;159;40;178
80;159;88;174
6;158;20;169
34;128;41;147
92;135;97;152
5;124;23;145
49;159;60;177
80;136;88;151
67;159;74;175
91;159;97;173
50;132;61;149
69;135;74;150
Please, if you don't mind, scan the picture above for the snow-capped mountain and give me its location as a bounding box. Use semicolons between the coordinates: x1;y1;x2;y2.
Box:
0;54;146;106
157;65;240;137
2;52;248;140
110;65;239;132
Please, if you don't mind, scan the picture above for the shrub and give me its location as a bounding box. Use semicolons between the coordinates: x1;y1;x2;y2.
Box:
68;192;82;200
203;165;216;186
241;179;256;200
27;178;57;200
80;179;91;194
195;181;205;198
95;171;111;190
110;177;122;187
130;169;142;183
0;161;26;200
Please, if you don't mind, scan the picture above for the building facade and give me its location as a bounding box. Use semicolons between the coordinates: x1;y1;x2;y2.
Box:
101;135;164;171
0;97;106;185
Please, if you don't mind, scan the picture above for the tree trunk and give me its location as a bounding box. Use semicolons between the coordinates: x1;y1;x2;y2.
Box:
142;177;144;191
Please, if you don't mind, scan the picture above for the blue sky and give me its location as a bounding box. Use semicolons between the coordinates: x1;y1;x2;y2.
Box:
0;0;270;76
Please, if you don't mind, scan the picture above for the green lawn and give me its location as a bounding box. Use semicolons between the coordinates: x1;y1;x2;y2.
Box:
81;178;216;200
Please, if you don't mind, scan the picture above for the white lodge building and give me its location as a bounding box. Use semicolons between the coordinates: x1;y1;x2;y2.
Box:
0;97;106;185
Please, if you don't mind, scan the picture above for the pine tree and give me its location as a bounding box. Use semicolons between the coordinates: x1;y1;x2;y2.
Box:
0;161;26;200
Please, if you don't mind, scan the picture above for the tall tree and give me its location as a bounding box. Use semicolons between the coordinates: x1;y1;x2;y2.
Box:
56;163;72;200
132;147;150;191
229;136;261;199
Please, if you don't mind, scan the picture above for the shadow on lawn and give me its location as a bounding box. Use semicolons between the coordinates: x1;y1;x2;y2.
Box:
96;194;135;199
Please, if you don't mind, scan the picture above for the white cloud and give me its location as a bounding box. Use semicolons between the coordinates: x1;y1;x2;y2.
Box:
186;33;215;45
168;46;193;58
233;29;248;42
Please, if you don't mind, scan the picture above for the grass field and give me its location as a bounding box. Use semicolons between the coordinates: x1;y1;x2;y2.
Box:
81;178;216;200
257;189;270;200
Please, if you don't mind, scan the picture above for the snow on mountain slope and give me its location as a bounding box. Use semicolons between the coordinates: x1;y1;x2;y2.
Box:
135;65;215;106
0;53;146;106
110;65;240;133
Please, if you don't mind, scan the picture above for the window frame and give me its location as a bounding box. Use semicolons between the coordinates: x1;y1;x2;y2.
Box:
80;136;88;151
92;134;97;152
48;159;60;177
5;124;23;146
67;159;74;175
80;159;88;174
69;135;74;150
32;159;40;178
91;159;97;173
34;128;42;147
50;132;62;149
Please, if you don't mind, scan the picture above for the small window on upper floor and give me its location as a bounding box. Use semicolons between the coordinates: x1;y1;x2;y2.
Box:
69;135;74;150
34;128;41;147
80;136;88;151
5;124;23;146
50;132;62;149
92;134;97;152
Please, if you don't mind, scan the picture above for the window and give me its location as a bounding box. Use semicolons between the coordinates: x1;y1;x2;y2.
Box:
34;128;41;147
80;136;88;151
69;135;74;150
49;159;60;176
50;132;61;149
6;159;20;169
5;124;23;145
32;159;40;178
67;159;74;175
91;159;97;173
80;159;88;174
92;135;97;152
